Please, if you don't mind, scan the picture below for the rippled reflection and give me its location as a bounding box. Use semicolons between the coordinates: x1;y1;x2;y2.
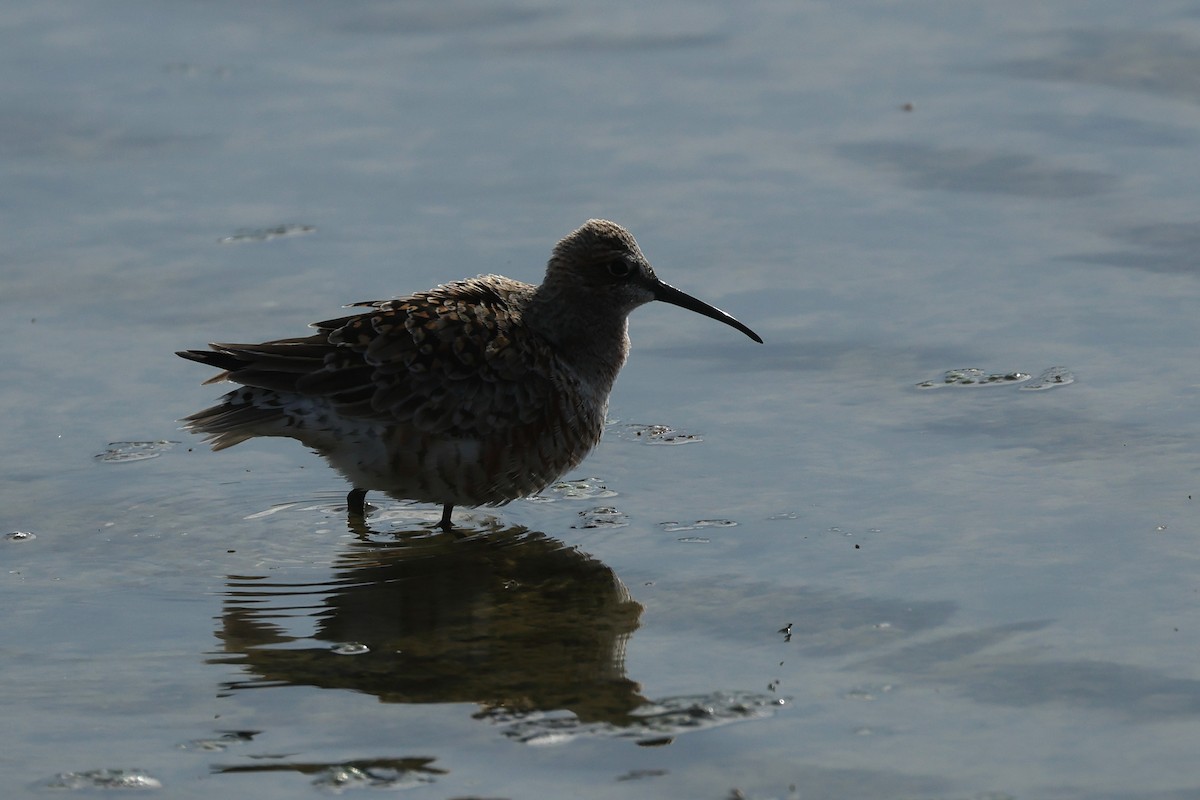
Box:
210;523;646;726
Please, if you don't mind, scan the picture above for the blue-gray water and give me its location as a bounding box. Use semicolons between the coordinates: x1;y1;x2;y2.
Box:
4;1;1200;797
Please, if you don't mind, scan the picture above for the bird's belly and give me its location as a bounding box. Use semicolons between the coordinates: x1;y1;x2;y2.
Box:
318;412;606;507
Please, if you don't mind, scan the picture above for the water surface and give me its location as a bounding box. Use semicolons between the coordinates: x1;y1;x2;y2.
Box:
4;1;1200;797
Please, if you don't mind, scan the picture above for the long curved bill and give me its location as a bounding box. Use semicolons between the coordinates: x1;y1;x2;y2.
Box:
653;280;763;343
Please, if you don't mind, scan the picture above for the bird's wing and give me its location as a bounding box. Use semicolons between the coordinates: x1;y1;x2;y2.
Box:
178;278;567;437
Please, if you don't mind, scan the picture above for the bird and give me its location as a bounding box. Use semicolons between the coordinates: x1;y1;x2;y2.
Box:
178;219;762;529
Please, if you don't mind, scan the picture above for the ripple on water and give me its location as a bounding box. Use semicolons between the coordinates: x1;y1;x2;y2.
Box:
212;757;444;792
915;366;1074;390
843;683;896;702
1018;366;1075;390
915;368;1031;388
218;223;315;243
612;423;702;444
39;768;162;791
616;768;669;781
310;765;436;793
483;690;788;746
573;506;629;529
6;530;35;541
93;440;179;463
535;477;617;501
178;731;258;752
658;519;738;533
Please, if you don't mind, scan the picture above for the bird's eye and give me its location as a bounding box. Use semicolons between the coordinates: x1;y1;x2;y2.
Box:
606;259;633;278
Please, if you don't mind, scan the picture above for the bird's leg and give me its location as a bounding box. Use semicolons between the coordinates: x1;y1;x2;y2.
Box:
347;487;368;516
438;503;455;530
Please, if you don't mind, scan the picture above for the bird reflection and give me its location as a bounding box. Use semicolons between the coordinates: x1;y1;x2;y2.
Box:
211;520;645;726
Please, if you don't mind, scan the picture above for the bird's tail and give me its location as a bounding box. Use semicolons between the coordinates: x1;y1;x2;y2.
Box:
177;339;331;449
180;387;295;451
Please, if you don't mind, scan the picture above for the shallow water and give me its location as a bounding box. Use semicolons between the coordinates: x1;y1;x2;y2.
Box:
4;1;1200;797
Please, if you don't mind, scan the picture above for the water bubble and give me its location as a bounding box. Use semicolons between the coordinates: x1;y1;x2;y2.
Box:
331;642;370;655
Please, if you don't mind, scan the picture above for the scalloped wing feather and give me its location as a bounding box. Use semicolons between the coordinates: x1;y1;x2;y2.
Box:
199;277;564;441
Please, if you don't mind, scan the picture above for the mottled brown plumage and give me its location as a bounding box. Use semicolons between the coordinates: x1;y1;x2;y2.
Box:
178;220;761;528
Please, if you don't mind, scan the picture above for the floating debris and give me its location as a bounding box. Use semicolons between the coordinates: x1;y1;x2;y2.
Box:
6;531;35;542
219;224;315;244
94;440;179;463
